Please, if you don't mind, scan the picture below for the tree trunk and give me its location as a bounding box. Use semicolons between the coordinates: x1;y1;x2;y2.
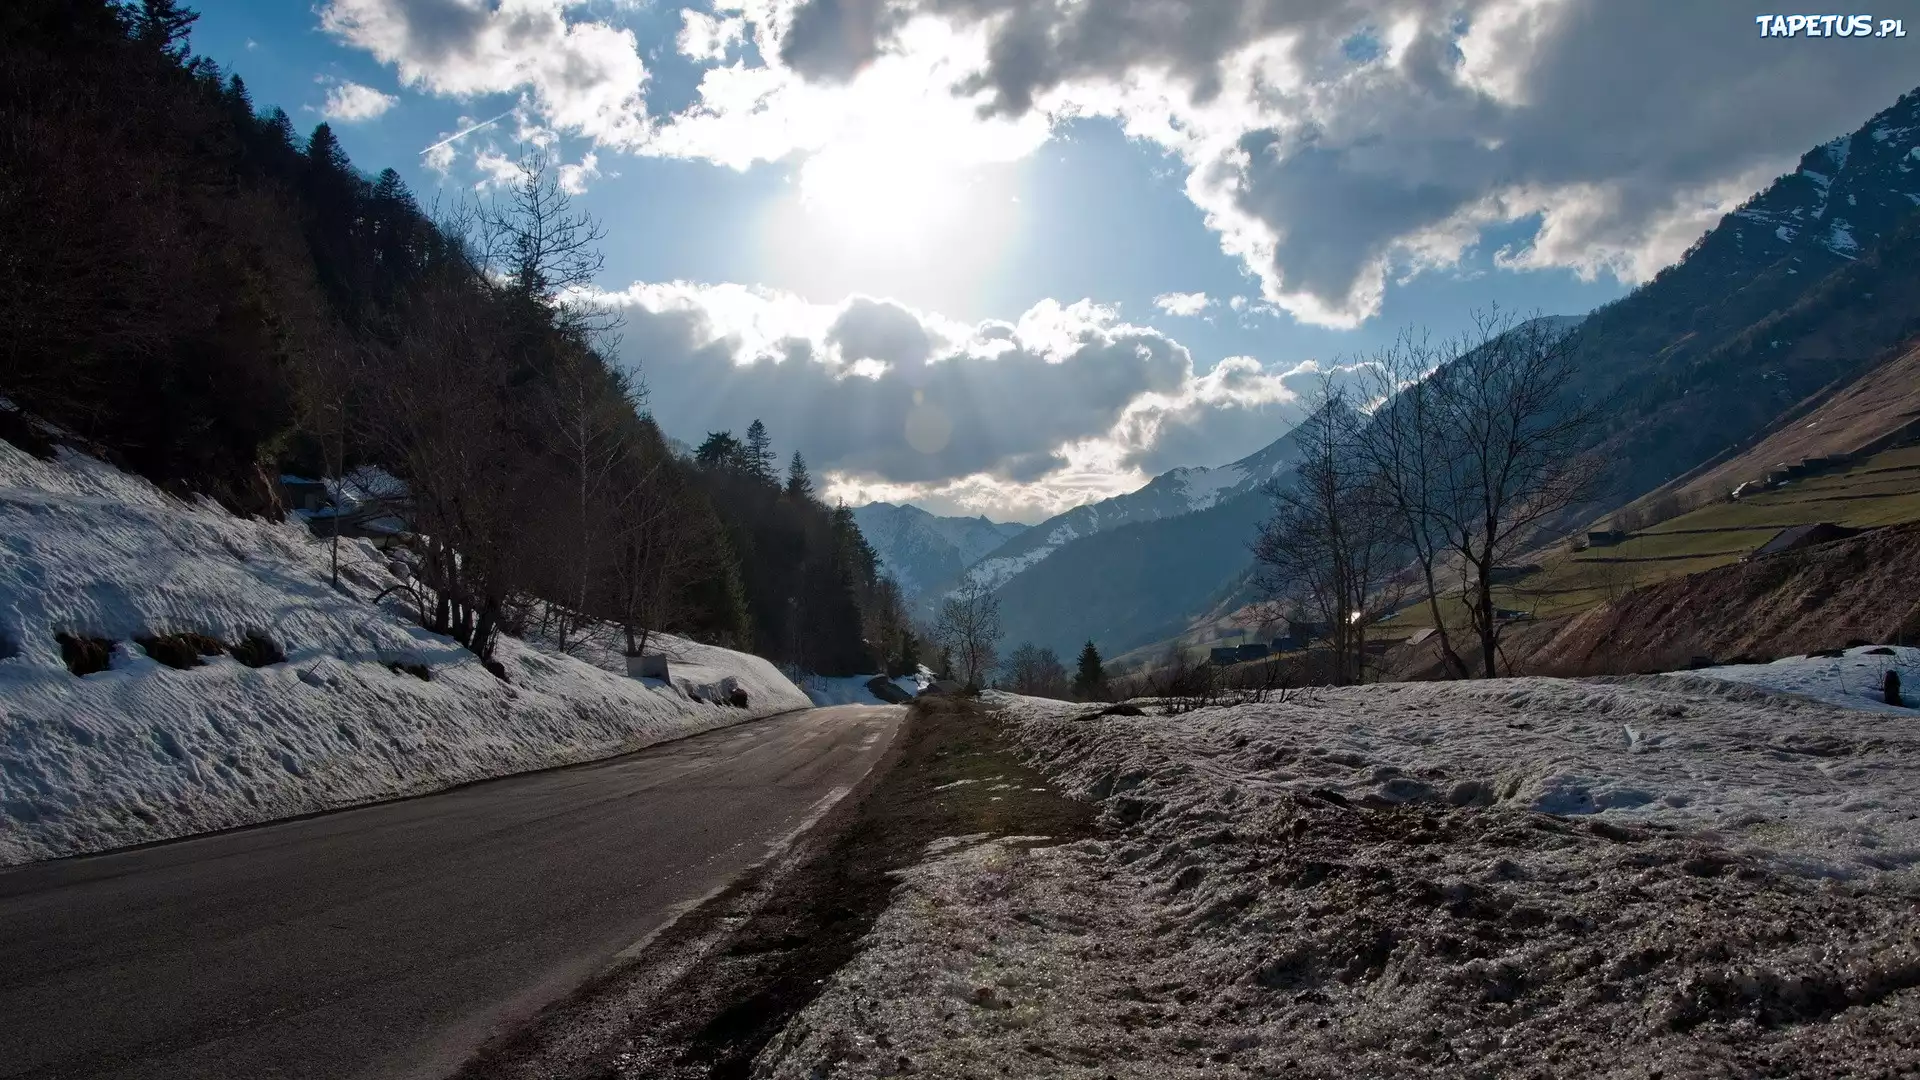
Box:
1476;570;1498;677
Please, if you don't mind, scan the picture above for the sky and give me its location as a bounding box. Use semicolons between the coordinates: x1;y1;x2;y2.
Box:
194;0;1919;523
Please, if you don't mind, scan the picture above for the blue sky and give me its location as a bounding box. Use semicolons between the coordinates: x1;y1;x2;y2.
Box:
191;1;1918;522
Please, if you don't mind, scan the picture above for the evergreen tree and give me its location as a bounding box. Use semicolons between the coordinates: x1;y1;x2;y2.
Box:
134;0;198;60
896;629;920;677
745;419;776;482
695;430;743;468
785;451;813;500
935;644;953;681
1072;640;1107;701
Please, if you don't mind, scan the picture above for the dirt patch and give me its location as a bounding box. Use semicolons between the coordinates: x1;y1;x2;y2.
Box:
1521;521;1920;675
55;632;115;676
135;632;226;670
454;695;1096;1080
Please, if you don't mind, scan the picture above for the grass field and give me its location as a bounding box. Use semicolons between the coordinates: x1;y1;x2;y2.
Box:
1381;443;1920;628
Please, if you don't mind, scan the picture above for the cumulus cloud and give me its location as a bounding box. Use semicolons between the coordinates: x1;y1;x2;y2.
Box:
320;80;398;122
664;1;1916;326
678;9;746;62
1152;291;1213;316
325;1;1915;328
594;282;1320;519
319;0;651;148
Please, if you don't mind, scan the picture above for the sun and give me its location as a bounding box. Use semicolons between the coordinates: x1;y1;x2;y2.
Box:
796;142;969;248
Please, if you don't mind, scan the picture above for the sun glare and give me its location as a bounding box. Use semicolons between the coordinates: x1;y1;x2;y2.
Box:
797;143;968;247
761;141;1022;312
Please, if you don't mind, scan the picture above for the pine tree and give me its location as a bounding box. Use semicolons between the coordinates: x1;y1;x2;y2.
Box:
935;644;954;681
135;0;198;60
1072;640;1106;701
695;431;742;468
785;451;813;499
896;630;920;677
745;419;775;482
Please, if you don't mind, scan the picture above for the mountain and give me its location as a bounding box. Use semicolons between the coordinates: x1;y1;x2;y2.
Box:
960;418;1312;593
1565;86;1920;505
849;502;1027;602
979;409;1337;660
987;84;1920;662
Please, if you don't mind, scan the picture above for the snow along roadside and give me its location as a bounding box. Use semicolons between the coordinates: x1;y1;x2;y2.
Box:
0;440;811;866
757;679;1920;1078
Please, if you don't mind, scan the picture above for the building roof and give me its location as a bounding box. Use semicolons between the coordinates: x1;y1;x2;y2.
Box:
1753;522;1859;558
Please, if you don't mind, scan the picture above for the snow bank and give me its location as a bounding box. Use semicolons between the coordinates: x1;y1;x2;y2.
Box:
801;668;930;707
759;678;1920;1078
0;441;809;866
1673;644;1920;714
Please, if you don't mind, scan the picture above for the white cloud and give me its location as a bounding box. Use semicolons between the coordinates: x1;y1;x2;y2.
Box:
557;152;601;194
325;1;1915;329
319;0;652;148
1152;291;1213;316
594;282;1318;521
678;9;746;62
320;80;398;122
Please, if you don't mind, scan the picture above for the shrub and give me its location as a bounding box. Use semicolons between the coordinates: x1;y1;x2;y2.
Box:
482;658;509;682
55;632;115;676
136;632;226;670
229;631;286;668
388;661;431;681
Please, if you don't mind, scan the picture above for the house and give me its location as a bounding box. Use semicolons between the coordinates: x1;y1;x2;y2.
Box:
1285;619;1330;641
1236;643;1271;662
1271;636;1304;653
1209;646;1241;666
1586;530;1628;547
277;475;330;514
1750;522;1860;559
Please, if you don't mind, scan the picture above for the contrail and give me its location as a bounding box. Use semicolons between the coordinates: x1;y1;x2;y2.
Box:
419;109;515;156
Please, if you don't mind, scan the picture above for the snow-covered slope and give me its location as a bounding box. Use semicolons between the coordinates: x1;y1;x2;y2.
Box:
1721;89;1920;267
961;417;1314;592
849;502;1026;601
0;440;809;866
1674;645;1920;714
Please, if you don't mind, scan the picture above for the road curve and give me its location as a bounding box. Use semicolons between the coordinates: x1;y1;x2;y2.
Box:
0;704;902;1080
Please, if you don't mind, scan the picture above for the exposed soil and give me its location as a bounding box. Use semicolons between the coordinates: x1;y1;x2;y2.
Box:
453;695;1096;1080
1378;522;1920;680
1521;520;1920;674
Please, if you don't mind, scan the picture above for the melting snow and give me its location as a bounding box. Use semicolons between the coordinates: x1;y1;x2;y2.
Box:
759;679;1920;1078
0;440;810;866
1674;645;1919;716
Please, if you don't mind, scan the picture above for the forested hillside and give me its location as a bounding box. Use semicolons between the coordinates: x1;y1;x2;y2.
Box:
0;0;900;676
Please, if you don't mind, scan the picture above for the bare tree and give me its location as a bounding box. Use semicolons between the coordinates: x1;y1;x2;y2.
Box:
478;148;606;305
359;274;534;663
1425;309;1600;676
935;577;1002;689
1000;643;1070;698
605;463;713;659
1250;380;1403;685
1357;330;1472;678
537;353;644;649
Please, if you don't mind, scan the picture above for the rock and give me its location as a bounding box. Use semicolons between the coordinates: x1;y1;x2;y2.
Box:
626;653;669;680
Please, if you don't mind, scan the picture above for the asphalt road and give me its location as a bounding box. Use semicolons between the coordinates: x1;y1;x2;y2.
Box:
0;704;902;1080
